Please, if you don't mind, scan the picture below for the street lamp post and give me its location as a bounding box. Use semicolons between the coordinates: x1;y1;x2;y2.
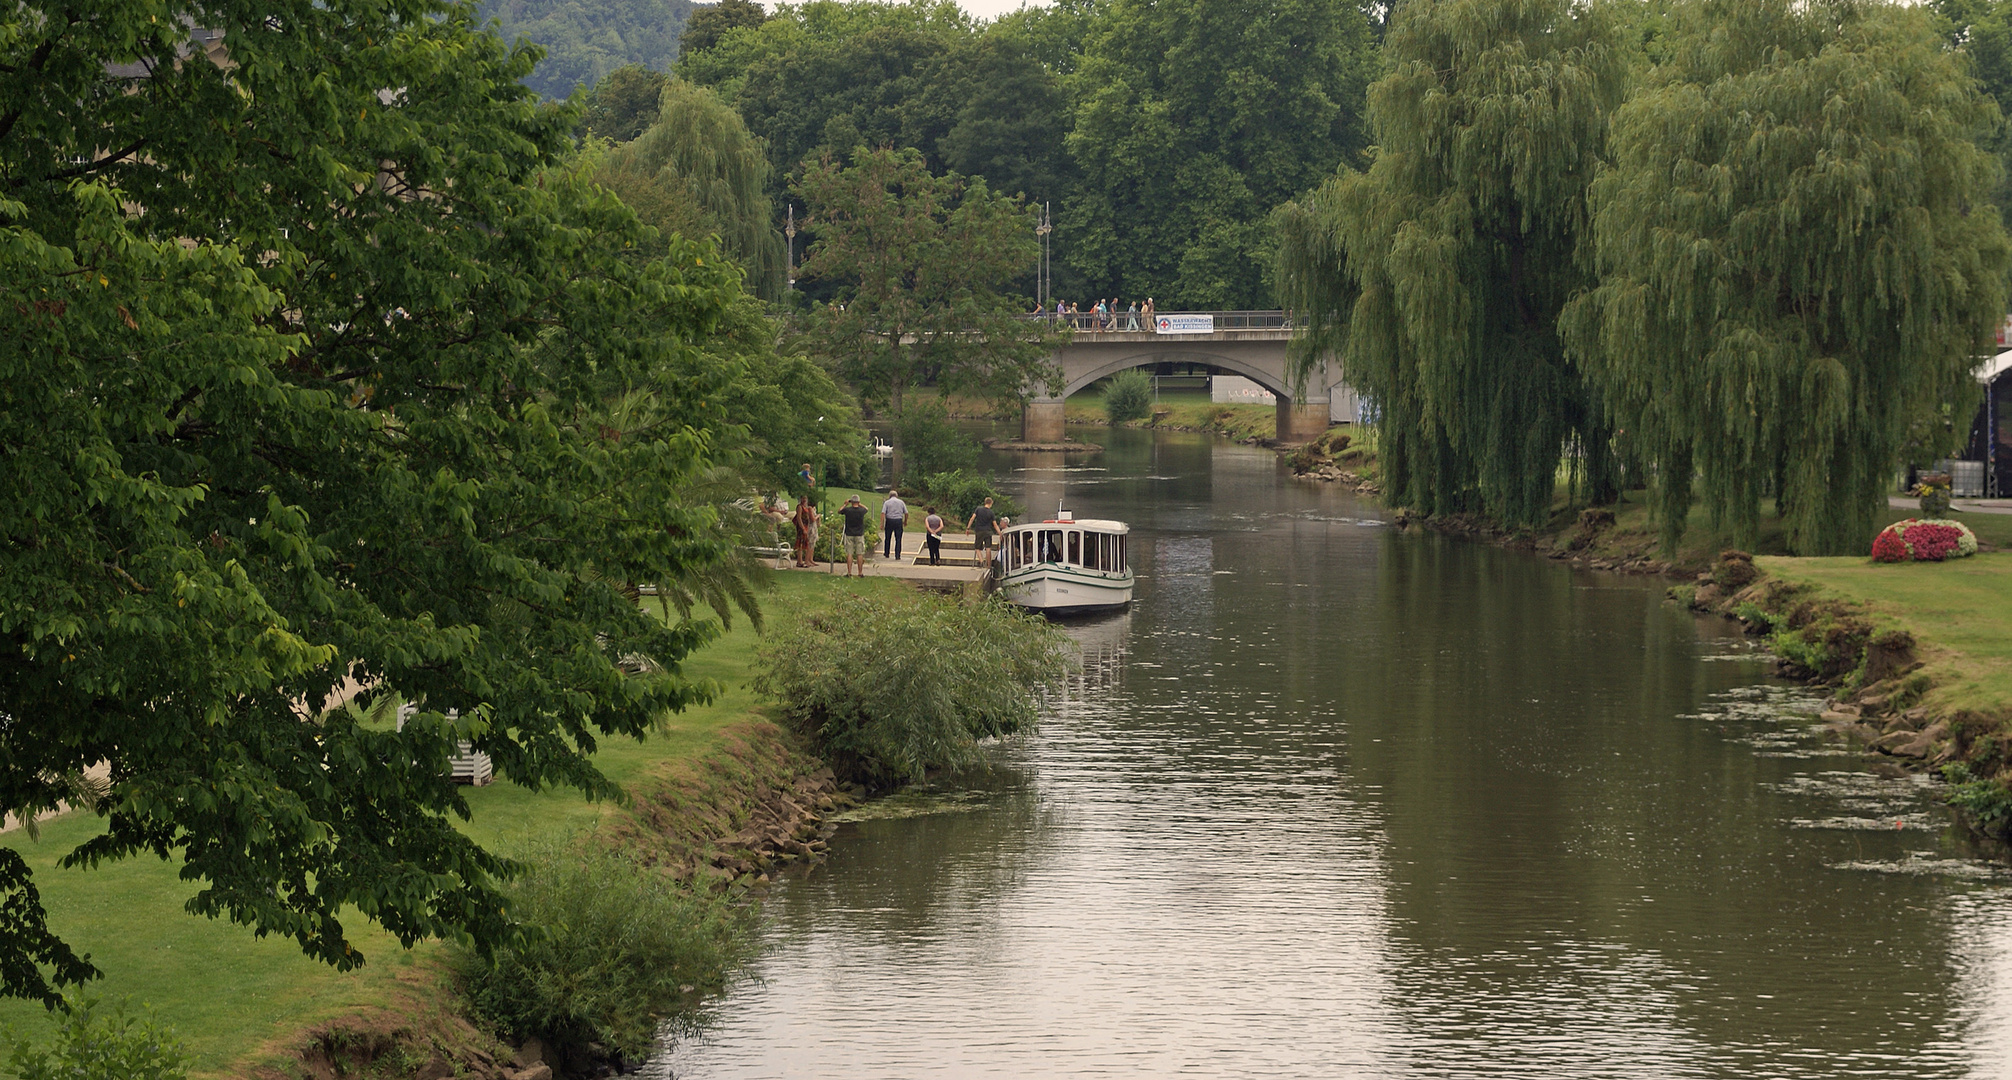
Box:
785;204;797;291
1036;201;1052;315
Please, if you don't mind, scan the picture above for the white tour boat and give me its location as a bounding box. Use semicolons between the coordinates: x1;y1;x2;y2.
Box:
996;512;1134;614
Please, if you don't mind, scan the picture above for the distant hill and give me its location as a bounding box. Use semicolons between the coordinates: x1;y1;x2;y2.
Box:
479;0;696;100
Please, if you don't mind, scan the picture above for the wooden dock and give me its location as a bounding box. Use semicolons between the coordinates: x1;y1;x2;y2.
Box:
770;535;991;593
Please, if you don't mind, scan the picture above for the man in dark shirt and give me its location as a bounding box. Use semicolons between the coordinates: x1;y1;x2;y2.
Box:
839;495;869;578
967;497;998;566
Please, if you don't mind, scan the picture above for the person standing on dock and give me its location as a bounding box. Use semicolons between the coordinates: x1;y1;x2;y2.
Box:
882;489;908;562
924;506;944;566
839;495;870;577
967;497;998;565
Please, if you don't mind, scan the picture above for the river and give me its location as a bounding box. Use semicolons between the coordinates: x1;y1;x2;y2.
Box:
655;426;2012;1079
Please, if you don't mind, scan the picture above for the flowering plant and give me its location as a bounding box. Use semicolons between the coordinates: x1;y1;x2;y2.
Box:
1872;518;1978;562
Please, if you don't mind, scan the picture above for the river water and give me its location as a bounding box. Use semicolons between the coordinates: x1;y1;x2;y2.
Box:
657;427;2012;1079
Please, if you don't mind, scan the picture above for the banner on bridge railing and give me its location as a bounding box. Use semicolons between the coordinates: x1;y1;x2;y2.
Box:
1155;313;1214;335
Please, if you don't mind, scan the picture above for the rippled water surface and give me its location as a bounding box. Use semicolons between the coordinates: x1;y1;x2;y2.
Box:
656;428;2012;1079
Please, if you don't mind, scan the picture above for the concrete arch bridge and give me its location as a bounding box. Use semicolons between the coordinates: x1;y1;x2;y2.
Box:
1023;311;1355;444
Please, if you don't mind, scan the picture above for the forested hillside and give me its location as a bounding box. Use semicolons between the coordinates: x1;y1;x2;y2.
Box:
481;0;695;99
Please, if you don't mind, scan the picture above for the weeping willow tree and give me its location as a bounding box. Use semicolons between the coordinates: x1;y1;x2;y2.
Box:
1561;0;2011;555
1276;0;1628;527
604;79;788;297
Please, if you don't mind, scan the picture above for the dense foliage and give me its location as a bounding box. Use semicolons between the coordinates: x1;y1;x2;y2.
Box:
453;846;755;1065
1276;0;1627;529
672;0;1373;309
4;996;189;1080
0;0;840;1000
1064;0;1377;308
1103;369;1153;424
893;399;981;476
578;63;669;142
912;470;1024;523
480;0;694;100
1563;0;2009;554
600;79;788;296
754;593;1073;788
1276;0;2009;553
794;147;1059;480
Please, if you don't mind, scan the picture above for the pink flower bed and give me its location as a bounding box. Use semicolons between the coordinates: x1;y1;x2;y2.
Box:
1871;518;1978;562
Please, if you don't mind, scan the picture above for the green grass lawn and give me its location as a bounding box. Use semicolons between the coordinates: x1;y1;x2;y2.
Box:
1758;552;2012;714
0;572;902;1076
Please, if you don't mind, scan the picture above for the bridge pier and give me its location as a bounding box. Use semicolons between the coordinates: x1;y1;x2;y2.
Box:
1023;398;1068;443
1276;399;1333;444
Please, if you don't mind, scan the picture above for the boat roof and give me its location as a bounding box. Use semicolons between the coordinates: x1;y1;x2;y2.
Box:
1981;350;2012;384
1003;518;1129;534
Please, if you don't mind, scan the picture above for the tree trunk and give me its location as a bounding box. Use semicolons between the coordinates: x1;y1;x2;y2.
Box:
889;374;905;484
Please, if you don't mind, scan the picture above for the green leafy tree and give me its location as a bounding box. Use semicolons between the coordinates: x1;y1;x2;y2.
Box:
1276;0;1627;528
1561;0;2010;554
754;592;1072;788
454;846;755;1065
794;148;1060;481
0;0;761;1000
605;79;788;296
893;398;981;475
679;0;972;104
1066;0;1378;309
481;0;696;100
681;0;769;57
1103;368;1152;424
1930;0;2012;228
926;35;1073;203
579;64;670;142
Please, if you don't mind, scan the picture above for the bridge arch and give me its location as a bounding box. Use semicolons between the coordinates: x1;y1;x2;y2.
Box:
1061;350;1303;401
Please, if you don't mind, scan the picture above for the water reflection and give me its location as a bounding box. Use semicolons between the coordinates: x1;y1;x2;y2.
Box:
657;427;2012;1079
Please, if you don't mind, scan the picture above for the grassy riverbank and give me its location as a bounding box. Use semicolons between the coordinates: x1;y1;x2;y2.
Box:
1755;554;2012;715
1416;485;2012;577
1666;549;2012;843
0;573;900;1077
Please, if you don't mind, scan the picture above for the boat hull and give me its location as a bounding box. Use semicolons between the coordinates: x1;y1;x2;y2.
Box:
998;565;1133;614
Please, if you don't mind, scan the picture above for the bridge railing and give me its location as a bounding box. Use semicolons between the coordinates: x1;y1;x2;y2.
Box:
1022;309;1292;332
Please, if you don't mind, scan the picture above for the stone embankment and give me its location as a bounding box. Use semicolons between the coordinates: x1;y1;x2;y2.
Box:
1283;432;1384;498
1675;550;1979;774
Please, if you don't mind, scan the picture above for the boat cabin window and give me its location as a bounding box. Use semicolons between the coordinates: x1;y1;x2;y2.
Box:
1084;532;1100;570
1040;530;1064;563
1067;530;1081;564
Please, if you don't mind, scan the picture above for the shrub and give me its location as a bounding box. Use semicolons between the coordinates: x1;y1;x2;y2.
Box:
914;470;1024;523
1326;432;1352;453
453;846;757;1066
1712;549;1759;589
1104;369;1153;424
894;398;979;476
4;996;189;1080
1872;518;1978;562
1942;763;2012;840
753;593;1074;788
